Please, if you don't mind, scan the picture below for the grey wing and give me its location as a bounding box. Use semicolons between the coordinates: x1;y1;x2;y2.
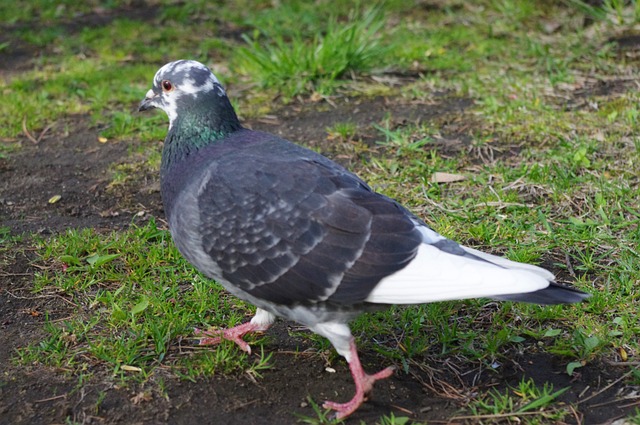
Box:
197;154;423;306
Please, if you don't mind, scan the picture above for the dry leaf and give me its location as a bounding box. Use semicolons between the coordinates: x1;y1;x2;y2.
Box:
309;92;323;102
620;346;628;362
121;365;142;372
131;391;152;405
48;195;62;204
432;172;466;183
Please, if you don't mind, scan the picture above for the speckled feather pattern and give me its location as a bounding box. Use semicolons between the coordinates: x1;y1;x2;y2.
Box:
163;130;423;309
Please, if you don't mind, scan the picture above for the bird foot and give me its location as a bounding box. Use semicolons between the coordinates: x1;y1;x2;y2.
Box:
194;321;266;355
322;338;396;419
323;366;395;419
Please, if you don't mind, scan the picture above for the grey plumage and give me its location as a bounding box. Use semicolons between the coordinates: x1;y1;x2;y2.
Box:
139;60;590;419
163;128;423;310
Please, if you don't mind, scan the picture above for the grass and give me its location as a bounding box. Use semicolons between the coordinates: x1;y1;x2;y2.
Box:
464;378;569;424
565;0;640;25
3;0;640;423
16;220;272;381
235;6;389;97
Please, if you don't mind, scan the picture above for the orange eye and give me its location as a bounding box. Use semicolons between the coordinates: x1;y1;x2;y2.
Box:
161;80;173;92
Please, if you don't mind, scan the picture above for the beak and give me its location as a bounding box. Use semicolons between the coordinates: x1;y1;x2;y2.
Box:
138;89;159;112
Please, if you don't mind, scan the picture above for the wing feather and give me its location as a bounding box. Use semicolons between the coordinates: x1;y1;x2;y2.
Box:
193;135;422;305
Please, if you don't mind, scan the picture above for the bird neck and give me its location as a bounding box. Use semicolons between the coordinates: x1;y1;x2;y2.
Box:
160;100;242;174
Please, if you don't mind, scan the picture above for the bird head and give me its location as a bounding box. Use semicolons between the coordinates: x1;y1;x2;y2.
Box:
138;60;227;127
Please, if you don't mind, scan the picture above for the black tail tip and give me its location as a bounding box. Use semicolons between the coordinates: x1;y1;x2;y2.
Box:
493;282;591;306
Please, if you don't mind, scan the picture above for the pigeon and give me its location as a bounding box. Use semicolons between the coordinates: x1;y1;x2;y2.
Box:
139;60;590;419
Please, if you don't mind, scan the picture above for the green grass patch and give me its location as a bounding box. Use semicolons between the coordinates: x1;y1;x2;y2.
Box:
465;377;569;424
235;6;388;97
17;220;271;382
565;0;640;26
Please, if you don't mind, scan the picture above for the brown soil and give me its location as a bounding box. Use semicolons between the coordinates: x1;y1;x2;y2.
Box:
1;5;639;425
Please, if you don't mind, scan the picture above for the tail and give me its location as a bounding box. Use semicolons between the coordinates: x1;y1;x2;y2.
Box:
364;226;591;305
493;282;590;305
460;245;590;305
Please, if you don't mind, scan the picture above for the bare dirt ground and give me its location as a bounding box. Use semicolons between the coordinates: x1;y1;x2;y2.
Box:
1;6;639;425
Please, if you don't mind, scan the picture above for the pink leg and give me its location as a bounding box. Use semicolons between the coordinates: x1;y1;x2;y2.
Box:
323;339;395;419
194;309;274;355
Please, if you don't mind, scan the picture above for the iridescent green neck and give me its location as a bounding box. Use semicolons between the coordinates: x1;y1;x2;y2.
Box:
160;103;242;176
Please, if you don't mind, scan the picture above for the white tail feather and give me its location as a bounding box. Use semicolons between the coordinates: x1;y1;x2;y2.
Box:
365;243;552;304
460;246;555;281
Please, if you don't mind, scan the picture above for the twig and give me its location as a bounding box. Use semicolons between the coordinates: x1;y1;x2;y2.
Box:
5;290;78;307
22;116;39;144
230;398;259;411
474;201;530;210
488;185;502;203
620;399;640;409
50;315;77;323
421;188;464;213
578;366;639;405
502;176;525;191
21;117;54;144
389;404;414;415
578;385;590;398
448;409;564;421
607;361;640;366
35;394;66;403
568;403;582;425
36;122;54;143
275;350;316;357
564;251;576;278
589;394;640;409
